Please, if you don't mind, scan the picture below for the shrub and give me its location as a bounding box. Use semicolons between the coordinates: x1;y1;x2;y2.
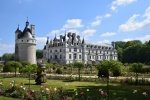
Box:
64;66;67;70
3;61;16;72
53;66;56;70
56;68;62;74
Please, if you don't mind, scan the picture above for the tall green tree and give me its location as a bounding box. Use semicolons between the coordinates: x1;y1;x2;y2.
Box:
2;53;15;61
36;49;43;59
74;62;85;81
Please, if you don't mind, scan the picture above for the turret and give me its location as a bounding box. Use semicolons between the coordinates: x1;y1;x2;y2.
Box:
82;37;85;44
15;25;20;40
31;24;35;38
46;37;49;44
111;41;115;49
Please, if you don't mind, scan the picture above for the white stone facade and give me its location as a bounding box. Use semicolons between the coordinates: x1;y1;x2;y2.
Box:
15;20;37;64
43;32;118;65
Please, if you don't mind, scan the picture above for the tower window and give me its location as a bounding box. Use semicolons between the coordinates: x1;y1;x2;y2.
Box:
22;40;23;42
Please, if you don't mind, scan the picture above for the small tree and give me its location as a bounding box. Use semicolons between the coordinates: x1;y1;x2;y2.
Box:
131;63;143;84
56;68;62;74
0;64;4;72
3;61;21;73
67;63;73;74
97;60;122;77
45;62;53;73
74;62;84;81
12;61;22;77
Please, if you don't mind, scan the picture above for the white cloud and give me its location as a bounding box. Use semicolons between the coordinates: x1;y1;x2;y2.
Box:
104;13;111;18
135;35;150;42
97;40;110;44
0;44;14;50
119;7;150;32
0;44;14;56
111;0;137;11
47;30;60;36
123;38;133;42
123;35;150;43
91;16;102;27
36;37;47;46
62;19;83;29
100;32;116;37
82;29;96;40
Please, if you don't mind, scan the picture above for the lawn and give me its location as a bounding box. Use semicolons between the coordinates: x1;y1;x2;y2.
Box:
0;77;150;100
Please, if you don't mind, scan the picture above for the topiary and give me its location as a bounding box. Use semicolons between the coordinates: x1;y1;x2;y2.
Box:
64;66;67;70
56;68;62;74
52;66;56;70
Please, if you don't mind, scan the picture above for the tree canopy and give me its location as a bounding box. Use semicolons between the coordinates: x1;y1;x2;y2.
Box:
115;40;150;64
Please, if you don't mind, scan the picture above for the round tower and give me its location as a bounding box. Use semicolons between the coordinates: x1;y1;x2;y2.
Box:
15;20;37;64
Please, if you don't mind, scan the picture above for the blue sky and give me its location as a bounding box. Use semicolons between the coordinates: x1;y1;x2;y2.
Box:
0;0;150;56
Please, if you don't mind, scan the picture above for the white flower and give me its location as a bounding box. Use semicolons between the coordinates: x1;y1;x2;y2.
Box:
54;88;57;91
142;92;147;96
65;84;68;86
45;88;49;91
133;90;137;93
99;89;102;91
0;82;3;85
23;87;26;90
87;89;89;91
20;86;23;88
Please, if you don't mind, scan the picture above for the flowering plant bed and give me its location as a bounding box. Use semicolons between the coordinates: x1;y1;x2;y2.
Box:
0;78;149;100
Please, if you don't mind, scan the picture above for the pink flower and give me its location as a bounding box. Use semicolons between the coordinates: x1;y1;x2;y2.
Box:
80;92;84;94
63;95;68;99
101;91;104;95
104;92;108;96
40;85;43;89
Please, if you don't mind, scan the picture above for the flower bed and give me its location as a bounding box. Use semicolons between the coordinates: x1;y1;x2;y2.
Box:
0;80;149;100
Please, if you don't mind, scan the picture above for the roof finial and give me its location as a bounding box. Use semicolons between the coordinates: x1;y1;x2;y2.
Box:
82;36;85;44
26;17;29;27
46;37;49;44
18;24;20;30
